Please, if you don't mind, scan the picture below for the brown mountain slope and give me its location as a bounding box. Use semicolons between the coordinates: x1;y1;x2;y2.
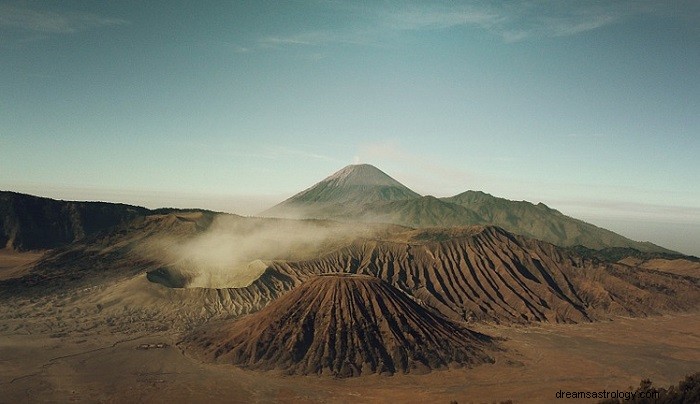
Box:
263;227;700;324
0;213;404;336
182;274;495;377
2;218;697;338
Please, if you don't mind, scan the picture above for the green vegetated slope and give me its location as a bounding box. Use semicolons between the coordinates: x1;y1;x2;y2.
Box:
263;164;673;253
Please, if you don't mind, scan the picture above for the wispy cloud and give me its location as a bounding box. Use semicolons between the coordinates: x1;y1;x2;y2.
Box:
382;5;502;31
0;3;126;34
376;0;660;42
258;29;376;48
259;33;327;47
251;0;674;50
491;1;634;41
231;44;249;53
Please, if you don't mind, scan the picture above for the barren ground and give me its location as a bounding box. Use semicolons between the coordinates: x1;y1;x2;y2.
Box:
2;313;698;403
1;224;698;403
0;249;45;281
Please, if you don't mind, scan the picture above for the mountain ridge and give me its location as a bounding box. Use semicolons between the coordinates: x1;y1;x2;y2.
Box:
0;162;677;254
0;191;220;251
261;164;674;253
441;190;669;252
0;191;150;251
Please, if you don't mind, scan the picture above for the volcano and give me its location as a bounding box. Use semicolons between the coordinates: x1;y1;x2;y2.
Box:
261;164;672;253
182;274;494;377
261;164;420;218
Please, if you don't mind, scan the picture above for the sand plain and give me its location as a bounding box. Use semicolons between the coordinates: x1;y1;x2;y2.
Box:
2;312;698;403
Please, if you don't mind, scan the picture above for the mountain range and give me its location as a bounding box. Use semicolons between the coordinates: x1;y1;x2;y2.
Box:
1;168;698;391
263;164;671;253
0;164;679;255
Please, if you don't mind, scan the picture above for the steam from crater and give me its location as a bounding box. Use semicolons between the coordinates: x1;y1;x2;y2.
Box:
136;214;376;289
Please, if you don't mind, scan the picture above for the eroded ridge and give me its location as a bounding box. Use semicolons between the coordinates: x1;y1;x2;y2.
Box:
182;274;495;377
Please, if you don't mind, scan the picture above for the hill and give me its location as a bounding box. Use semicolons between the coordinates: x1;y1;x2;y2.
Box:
442;191;670;252
0;191;227;252
181;274;495;377
361;195;484;228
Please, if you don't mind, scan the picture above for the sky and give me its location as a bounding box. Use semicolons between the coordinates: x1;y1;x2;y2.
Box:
1;1;698;255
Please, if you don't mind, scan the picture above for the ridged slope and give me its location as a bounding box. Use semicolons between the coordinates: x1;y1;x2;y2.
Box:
2;220;697;337
265;227;700;324
182;274;494;377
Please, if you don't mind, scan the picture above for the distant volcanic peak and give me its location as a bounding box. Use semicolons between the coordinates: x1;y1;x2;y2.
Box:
261;165;671;253
183;274;493;377
298;164;420;202
261;164;420;217
322;164;410;188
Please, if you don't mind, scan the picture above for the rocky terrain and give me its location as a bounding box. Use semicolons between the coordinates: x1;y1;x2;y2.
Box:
262;226;700;324
1;211;697;340
183;274;495;377
0;184;698;402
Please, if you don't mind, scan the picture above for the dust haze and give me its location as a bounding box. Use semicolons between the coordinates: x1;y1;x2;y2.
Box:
134;215;372;288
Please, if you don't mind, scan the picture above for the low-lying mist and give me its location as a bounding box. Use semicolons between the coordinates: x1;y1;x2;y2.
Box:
135;214;379;289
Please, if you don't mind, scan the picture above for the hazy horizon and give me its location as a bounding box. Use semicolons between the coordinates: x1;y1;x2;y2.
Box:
4;163;700;257
1;1;698;255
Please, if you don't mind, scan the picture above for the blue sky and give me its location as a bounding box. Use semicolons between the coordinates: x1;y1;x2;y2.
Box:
1;1;698;255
